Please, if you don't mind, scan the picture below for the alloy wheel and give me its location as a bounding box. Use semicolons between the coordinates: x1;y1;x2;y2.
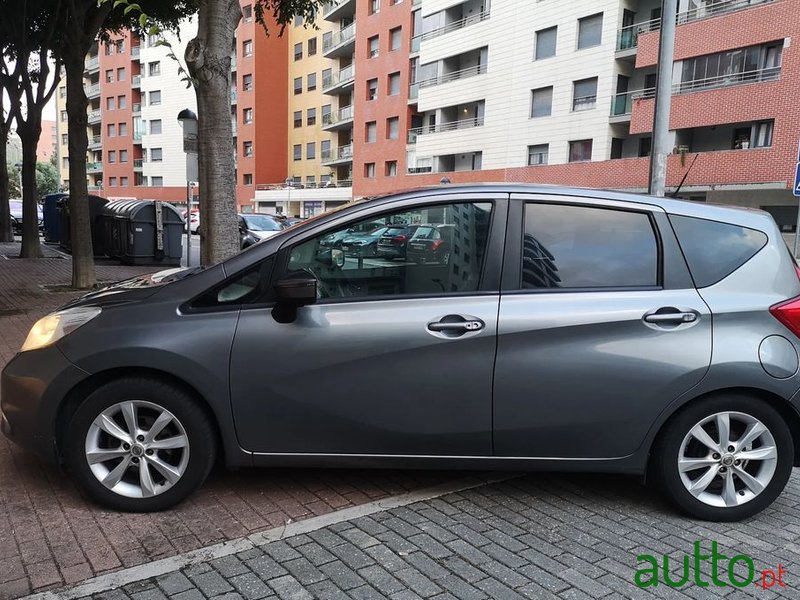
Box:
678;411;777;508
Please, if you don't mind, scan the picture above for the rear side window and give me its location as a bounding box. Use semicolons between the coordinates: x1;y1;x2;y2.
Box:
669;215;767;288
522;203;658;289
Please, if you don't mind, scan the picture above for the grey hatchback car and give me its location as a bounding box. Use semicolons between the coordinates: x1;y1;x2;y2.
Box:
3;184;800;521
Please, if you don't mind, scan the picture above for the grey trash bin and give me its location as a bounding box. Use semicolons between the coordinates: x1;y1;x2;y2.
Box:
101;200;184;265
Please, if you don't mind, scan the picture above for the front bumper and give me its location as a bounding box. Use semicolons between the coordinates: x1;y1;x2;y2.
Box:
1;345;89;462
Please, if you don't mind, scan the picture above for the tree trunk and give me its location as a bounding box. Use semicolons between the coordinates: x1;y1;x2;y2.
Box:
0;122;11;243
65;54;96;288
17;118;43;258
186;0;242;266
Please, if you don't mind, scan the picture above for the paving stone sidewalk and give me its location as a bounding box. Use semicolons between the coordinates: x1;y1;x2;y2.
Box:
65;473;800;600
0;243;456;599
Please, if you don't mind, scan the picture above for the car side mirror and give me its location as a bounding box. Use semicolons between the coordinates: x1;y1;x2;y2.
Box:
273;273;317;323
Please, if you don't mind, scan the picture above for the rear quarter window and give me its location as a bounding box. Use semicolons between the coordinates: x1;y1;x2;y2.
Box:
669;215;768;288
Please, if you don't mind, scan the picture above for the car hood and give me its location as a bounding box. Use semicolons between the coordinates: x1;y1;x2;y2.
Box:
251;230;281;240
62;266;203;309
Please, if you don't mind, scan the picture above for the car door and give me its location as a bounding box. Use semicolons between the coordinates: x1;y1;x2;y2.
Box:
229;194;507;456
493;194;712;459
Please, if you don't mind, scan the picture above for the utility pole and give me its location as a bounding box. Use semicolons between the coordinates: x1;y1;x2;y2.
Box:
648;0;678;197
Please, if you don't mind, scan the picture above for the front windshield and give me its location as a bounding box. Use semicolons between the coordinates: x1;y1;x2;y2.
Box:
243;215;283;231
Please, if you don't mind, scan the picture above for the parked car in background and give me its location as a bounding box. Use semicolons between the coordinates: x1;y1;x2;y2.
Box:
5;184;800;523
320;220;384;249
238;213;285;249
340;226;389;257
182;209;200;234
9;199;43;234
376;224;420;260
406;224;455;264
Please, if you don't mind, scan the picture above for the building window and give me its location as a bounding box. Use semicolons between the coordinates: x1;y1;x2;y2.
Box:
243;173;254;185
368;36;379;58
639;137;652;157
386;161;398;176
322;104;331;121
118;95;126;108
107;124;116;137
322;32;332;50
569;139;593;162
387;117;399;140
151;148;163;162
572;77;598;111
294;77;302;95
293;144;302;161
390;27;402;51
752;120;774;148
147;33;160;47
366;121;377;143
321;140;331;158
308;37;317;56
365;162;376;178
119;122;128;136
120;149;128;163
109;177;117;186
307;107;316;126
306;142;316;160
108;151;116;164
60;110;67;122
243;108;253;123
294;14;303;26
117;67;126;81
105;69;114;83
577;13;603;49
243;141;253;157
388;72;401;95
120;177;128;187
531;87;553;118
307;72;317;91
369;0;380;15
61;133;68;145
535;26;557;60
62;157;69;169
59;86;66;99
106;97;115;110
105;44;113;56
116;40;125;54
293;110;302;128
243;40;253;56
243;74;253;90
150;119;162;134
527;144;549;165
294;43;303;61
149;90;161;105
610;138;624;159
151;176;164;186
149;61;161;76
367;78;378;100
243;4;253;20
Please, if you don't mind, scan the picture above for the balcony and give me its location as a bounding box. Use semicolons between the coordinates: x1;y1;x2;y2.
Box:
419;10;490;43
321;105;354;131
411;36;421;54
321;144;353;167
610;88;655;122
409;83;419;103
133;159;143;171
418;64;487;90
322;64;355;95
231;88;237;104
408;116;484;143
86;83;100;98
323;22;356;59
131;45;140;59
84;56;100;73
616;17;661;54
323;0;355;21
89;135;102;150
133;131;144;142
677;0;777;25
132;102;141;115
674;66;780;95
132;75;141;88
88;109;101;124
87;162;103;174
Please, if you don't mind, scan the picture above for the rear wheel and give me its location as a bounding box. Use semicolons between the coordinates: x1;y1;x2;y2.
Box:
65;378;216;512
653;394;793;521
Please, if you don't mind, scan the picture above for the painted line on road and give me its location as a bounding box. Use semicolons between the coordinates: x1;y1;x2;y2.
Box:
23;472;518;600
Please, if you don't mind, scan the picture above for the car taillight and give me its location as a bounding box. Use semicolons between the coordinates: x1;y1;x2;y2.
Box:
392;235;408;243
431;240;444;250
770;296;800;339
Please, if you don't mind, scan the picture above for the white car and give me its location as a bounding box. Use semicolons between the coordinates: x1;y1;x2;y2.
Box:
182;209;200;234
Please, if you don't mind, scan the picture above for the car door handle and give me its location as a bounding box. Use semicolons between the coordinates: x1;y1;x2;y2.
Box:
643;310;698;324
427;316;485;335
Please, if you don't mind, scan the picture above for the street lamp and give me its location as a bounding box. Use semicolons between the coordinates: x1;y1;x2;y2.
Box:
178;109;198;266
285;176;292;217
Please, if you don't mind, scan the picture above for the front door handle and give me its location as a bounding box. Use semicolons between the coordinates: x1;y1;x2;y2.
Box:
643;309;698;325
427;315;485;336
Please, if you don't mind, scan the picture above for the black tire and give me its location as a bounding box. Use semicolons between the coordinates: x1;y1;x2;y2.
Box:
65;378;216;512
652;394;793;521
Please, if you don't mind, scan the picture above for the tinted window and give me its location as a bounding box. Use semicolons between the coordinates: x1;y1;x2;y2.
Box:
669;215;767;287
285;202;493;300
522;203;658;289
193;259;274;309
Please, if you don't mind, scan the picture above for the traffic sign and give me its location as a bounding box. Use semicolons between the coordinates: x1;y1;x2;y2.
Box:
795;163;800;197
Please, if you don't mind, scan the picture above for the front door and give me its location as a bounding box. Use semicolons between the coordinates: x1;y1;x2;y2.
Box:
493;196;712;459
229;196;505;456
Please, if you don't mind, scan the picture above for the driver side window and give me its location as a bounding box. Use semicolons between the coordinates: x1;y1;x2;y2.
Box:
285;201;493;301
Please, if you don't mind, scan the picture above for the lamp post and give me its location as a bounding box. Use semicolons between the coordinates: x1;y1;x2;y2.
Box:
285;176;292;217
177;109;198;266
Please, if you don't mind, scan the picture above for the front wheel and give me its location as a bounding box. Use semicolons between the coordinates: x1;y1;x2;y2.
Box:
652;394;793;521
65;378;216;512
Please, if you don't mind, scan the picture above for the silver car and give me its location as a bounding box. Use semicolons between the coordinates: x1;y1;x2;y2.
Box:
3;184;800;521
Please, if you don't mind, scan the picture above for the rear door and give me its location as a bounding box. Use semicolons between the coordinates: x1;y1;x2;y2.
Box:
493;194;712;458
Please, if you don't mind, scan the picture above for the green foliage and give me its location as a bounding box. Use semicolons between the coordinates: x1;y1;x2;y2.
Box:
35;161;59;195
253;0;324;33
6;163;20;197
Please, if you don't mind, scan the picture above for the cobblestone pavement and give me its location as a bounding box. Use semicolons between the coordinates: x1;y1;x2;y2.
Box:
55;472;800;600
0;243;456;598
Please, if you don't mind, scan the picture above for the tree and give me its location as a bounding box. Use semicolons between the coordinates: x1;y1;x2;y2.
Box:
185;0;322;266
36;161;59;195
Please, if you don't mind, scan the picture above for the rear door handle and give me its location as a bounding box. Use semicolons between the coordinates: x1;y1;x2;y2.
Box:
427;315;485;336
643;309;698;324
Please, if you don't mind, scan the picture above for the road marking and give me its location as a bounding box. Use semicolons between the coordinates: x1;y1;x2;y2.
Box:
23;473;517;600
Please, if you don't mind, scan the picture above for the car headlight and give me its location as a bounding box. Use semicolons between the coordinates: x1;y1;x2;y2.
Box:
20;306;102;352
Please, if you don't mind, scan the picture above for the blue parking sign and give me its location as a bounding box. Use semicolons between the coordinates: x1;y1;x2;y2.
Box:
795;163;800;197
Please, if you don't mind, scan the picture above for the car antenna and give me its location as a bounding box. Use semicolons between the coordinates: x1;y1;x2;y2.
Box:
670;153;699;198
